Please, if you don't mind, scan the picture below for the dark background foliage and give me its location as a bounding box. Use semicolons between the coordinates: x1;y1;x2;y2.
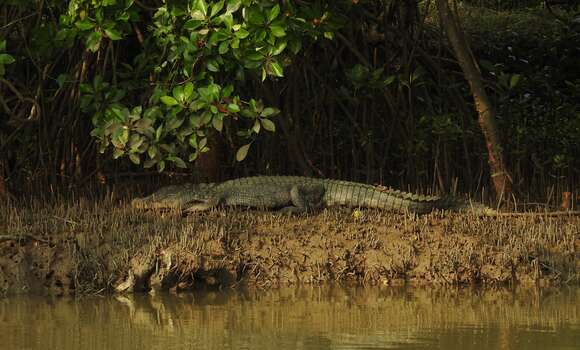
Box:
0;0;579;203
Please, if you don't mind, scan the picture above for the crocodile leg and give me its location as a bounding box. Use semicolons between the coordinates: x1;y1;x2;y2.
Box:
183;197;221;212
279;184;325;214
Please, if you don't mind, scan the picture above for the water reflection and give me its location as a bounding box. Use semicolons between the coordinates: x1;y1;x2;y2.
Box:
0;287;579;350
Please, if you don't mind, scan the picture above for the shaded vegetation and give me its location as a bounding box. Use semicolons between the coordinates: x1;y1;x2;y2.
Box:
0;1;579;202
465;5;580;188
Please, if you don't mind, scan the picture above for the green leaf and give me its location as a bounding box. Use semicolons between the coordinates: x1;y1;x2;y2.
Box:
222;85;234;97
129;153;141;165
147;145;158;159
252;120;260;133
410;67;423;83
190;100;207;111
248;99;258;111
0;40;6;52
218;41;229;54
226;0;241;13
184;82;194;101
268;5;280;23
200;111;213;125
0;54;15;65
144;159;156;168
166;117;184;131
383;75;396;86
86;31;102;52
260;118;276;132
104;27;123;40
157;160;166;172
193;0;208;16
256;29;267;42
261;67;267;82
246;52;264;61
155;125;163;141
168;156;187;168
212;116;223;131
119;128;129;146
234;28;249;39
190;11;206;21
111;127;129;148
160;96;179;106
269;25;286;38
236;143;251;162
271;40;287;56
223;13;234;29
247;9;265;25
184;19;203;30
134;118;155;137
206;60;219;72
189;134;198;148
269;61;284;77
117;8;130;20
267;32;276;45
289;38;302;54
56;74;69;88
227;103;240;113
210;0;225;18
75;19;95;30
189;152;199;161
80;95;93;109
113;148;125;159
198;137;208;151
79;83;95;94
110;107;127;121
261;107;279;117
510;74;521;89
129;134;144;151
105;122;121;137
172;85;185;102
177;126;193;142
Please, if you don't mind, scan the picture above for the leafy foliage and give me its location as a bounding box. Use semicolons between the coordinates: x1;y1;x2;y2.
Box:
53;0;347;170
0;40;15;76
1;0;579;197
467;5;580;173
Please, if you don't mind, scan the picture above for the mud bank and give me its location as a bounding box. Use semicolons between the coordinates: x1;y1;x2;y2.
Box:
1;200;578;295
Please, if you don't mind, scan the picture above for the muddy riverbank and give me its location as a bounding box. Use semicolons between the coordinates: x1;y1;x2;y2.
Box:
1;199;578;295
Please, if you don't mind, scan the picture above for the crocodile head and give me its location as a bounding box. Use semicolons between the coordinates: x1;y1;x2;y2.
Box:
131;183;217;211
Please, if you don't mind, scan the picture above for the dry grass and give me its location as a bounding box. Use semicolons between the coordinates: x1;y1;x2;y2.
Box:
0;197;578;295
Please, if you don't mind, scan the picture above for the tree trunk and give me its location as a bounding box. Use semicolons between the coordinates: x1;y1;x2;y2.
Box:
436;0;512;199
194;131;224;182
0;162;10;201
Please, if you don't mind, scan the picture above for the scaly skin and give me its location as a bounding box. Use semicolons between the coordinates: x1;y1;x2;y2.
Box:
131;176;498;215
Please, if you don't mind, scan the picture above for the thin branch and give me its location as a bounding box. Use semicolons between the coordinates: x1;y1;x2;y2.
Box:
0;13;37;30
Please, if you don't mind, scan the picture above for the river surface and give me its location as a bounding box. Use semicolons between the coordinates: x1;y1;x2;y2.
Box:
0;286;578;350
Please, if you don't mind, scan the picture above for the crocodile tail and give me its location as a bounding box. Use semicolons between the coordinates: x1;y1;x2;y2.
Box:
321;180;444;213
370;189;445;213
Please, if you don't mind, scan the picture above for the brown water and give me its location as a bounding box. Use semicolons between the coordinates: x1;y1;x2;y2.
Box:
0;287;578;350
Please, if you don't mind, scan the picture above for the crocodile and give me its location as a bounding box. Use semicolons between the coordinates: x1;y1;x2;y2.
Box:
131;176;497;215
